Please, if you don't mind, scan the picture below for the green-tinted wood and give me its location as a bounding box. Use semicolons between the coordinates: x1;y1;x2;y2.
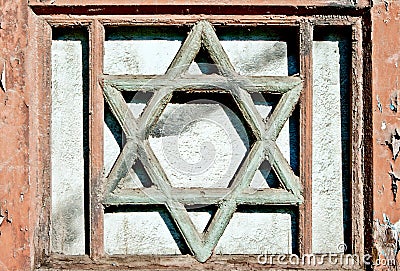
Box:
268;141;303;200
103;74;302;94
105;187;301;206
166;21;203;79
200;21;236;77
103;84;137;137
265;84;302;141
104;140;137;194
137;87;173;138
137;142;206;260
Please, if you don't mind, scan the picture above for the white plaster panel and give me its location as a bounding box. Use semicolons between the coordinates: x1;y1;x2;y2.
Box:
51;40;85;255
149;103;249;188
104;212;181;255
187;212;212;233
221;41;288;76
215;212;293;254
312;41;345;253
104;40;182;75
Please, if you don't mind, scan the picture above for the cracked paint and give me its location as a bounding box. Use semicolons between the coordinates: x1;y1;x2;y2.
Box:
389;167;400;201
385;128;400;161
373;214;400;268
377;95;383;112
390;91;398;112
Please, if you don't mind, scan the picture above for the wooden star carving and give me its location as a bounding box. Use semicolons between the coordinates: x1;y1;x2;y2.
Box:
100;20;303;262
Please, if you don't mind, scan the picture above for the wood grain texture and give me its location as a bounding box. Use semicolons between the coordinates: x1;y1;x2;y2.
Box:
350;18;364;256
298;20;313;256
38;254;363;270
89;20;105;258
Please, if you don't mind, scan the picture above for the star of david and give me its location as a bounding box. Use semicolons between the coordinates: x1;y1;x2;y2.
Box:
101;20;303;262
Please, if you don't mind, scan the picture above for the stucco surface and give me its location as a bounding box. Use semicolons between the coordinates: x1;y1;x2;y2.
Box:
51;39;85;255
312;38;348;253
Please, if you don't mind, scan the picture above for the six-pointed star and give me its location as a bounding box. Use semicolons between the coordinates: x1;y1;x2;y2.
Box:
101;20;303;262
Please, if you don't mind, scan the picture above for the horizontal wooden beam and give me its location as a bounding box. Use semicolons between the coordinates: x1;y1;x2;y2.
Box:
41;15;360;27
28;0;363;7
40;254;364;270
103;74;302;94
103;187;302;206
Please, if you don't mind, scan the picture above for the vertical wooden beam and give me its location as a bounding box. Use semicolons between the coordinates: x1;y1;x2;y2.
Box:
89;20;105;259
32;19;53;267
351;17;364;257
298;20;313;255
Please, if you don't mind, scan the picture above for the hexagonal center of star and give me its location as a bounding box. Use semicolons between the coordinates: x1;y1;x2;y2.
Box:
148;92;256;188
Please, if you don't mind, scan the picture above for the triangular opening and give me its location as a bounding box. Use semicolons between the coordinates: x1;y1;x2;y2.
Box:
122;91;153;119
187;46;220;75
186;205;218;234
117;159;153;190
250;92;281;120
250;160;282;189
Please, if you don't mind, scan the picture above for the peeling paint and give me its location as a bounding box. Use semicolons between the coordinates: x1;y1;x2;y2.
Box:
373;215;399;268
386;128;400;160
377;94;383;112
384;0;389;12
0;58;6;92
382;121;387;130
390;91;398;112
389;167;400;201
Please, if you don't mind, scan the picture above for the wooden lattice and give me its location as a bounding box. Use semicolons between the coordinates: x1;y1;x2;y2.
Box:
101;20;303;262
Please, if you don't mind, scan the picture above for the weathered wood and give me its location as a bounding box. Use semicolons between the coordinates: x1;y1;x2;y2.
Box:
137;142;206;261
137;88;173;138
229;141;265;191
200;21;235;77
265;84;302;141
268;141;303;200
200;21;269;140
166;21;202;79
350;18;364;257
102;74;302;94
33;18;53;267
28;0;362;7
105;187;302;206
165;200;205;261
104;140;138;194
44;15;298;27
89;19;105;258
42;15;363;28
298;20;313;256
102;84;138;137
137;141;172;192
39;253;364;271
199;141;264;257
202;200;236;255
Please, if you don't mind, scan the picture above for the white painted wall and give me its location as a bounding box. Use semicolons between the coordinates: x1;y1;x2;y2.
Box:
51;38;85;255
312;39;346;253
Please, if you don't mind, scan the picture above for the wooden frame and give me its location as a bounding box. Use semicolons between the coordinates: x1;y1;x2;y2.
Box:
30;5;368;269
